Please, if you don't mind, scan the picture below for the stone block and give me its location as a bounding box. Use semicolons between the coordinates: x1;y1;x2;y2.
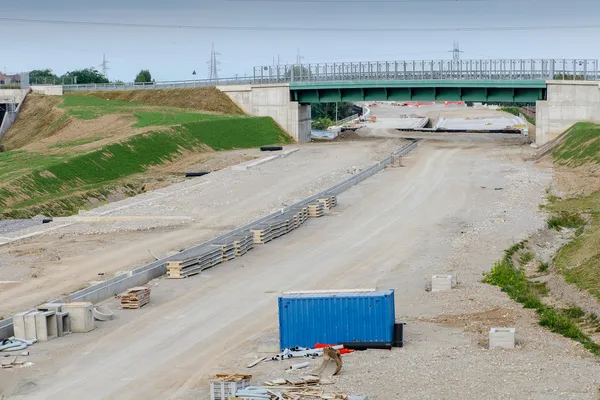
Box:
431;274;454;292
37;303;63;313
24;311;40;341
35;311;58;342
57;312;71;337
13;312;29;340
489;327;516;349
62;302;95;333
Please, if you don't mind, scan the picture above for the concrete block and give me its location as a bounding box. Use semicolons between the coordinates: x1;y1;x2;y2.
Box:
431;274;454;292
37;303;63;313
489;327;516;349
56;312;71;337
24;311;40;341
35;311;58;342
13;312;29;340
62;302;95;333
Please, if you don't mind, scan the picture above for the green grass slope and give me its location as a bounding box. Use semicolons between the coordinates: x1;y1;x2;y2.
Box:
0;93;292;218
553;122;600;167
546;123;600;300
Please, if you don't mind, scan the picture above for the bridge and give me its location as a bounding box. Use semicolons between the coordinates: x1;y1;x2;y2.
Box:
32;59;600;145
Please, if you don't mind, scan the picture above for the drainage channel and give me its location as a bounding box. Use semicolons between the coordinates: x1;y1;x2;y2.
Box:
0;140;419;338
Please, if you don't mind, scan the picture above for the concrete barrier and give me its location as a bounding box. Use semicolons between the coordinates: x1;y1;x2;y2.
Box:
0;140;419;339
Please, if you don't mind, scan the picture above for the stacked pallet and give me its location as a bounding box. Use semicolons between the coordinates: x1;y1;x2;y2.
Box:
292;206;309;226
212;239;236;262
317;194;337;210
232;233;254;256
270;219;288;239
166;247;223;278
251;224;274;244
120;287;151;309
308;202;325;218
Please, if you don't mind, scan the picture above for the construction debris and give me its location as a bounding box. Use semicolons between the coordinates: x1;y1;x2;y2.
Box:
210;374;252;400
312;347;342;377
119;287;151;309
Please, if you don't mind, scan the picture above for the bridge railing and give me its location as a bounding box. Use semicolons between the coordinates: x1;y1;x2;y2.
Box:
58;59;599;93
253;59;600;83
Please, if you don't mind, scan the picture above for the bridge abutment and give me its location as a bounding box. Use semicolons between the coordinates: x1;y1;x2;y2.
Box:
536;80;600;145
217;84;311;143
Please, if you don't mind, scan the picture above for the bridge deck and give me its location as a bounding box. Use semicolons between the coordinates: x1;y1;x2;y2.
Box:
290;80;547;103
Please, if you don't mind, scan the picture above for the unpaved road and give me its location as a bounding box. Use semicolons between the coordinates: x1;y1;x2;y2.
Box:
5;138;597;400
0;140;398;318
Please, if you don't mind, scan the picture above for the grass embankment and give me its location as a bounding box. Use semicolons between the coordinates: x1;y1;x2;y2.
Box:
483;241;600;355
78;86;245;115
485;122;600;355
500;106;535;126
548;122;600;299
0;93;292;218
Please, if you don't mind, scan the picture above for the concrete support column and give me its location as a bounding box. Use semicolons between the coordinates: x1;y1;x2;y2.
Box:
217;84;311;143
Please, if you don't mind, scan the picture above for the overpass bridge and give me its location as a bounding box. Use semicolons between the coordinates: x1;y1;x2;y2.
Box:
39;59;600;144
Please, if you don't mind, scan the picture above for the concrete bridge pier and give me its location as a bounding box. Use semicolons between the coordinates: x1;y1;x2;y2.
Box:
217;84;311;143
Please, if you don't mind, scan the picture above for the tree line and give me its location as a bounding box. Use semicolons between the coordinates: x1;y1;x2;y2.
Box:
29;69;154;85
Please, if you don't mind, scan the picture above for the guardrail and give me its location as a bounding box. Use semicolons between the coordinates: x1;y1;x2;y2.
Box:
0;141;418;338
56;59;599;93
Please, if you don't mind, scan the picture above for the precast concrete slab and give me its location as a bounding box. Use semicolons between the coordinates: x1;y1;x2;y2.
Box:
435;116;523;131
395;116;429;130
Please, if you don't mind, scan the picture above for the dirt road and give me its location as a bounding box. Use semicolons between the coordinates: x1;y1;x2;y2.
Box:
5;138;595;400
0;140;399;318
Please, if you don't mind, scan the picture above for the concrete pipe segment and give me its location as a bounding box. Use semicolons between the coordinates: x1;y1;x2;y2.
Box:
92;306;114;321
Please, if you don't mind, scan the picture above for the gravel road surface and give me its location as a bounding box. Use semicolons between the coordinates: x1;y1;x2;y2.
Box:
4;139;594;400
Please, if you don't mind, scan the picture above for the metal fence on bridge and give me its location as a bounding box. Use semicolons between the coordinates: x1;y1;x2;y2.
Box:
59;59;599;92
254;59;599;83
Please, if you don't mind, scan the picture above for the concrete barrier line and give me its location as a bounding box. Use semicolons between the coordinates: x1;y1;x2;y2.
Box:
0;140;419;338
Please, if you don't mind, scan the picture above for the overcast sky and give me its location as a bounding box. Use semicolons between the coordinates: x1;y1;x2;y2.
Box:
2;0;600;82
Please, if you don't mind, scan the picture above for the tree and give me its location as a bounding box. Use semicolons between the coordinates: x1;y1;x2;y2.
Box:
62;68;109;84
311;102;355;122
135;70;152;83
29;69;59;84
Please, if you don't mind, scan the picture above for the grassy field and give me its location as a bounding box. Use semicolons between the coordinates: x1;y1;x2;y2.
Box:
0;93;292;218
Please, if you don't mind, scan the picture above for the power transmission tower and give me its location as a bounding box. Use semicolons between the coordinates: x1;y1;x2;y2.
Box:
450;42;463;63
99;53;110;78
207;43;221;81
296;48;304;65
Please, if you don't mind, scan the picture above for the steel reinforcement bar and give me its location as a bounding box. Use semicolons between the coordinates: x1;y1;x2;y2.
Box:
0;140;419;338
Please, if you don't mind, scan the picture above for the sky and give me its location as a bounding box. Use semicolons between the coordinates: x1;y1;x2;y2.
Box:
2;0;600;82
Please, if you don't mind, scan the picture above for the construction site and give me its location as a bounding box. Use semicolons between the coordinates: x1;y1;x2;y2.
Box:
1;84;600;400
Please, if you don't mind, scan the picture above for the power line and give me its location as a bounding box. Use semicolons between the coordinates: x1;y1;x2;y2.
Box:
226;0;600;2
1;17;600;32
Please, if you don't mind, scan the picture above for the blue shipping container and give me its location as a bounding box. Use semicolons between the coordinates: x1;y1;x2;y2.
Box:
278;289;395;350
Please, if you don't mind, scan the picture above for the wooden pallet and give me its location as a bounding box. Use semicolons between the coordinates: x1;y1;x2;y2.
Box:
120;287;151;309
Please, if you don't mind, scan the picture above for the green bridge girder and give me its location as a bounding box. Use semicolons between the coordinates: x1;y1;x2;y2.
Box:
290;80;547;104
